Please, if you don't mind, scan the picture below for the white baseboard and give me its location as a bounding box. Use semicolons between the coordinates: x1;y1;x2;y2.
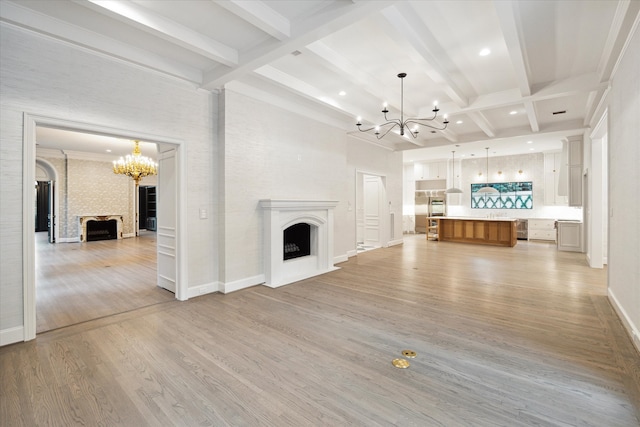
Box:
346;249;357;259
221;274;265;294
0;326;24;347
57;237;80;243
123;233;135;238
187;282;221;299
608;288;640;354
334;253;349;264
387;238;404;247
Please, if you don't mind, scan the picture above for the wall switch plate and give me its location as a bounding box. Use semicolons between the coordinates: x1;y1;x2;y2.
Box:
200;208;207;219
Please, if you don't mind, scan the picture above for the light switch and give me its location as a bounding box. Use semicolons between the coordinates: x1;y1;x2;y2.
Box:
200;208;207;219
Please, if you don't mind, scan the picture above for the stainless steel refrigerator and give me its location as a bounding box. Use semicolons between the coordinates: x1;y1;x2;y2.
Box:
415;190;446;233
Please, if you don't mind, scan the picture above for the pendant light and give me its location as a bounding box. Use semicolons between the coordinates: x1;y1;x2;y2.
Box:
445;150;462;194
476;147;499;194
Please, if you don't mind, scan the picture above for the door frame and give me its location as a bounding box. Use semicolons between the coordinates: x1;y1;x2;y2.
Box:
23;113;188;341
35;158;59;242
355;169;389;250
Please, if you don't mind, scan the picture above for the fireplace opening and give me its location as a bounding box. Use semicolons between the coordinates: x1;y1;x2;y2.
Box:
283;223;311;261
86;219;118;241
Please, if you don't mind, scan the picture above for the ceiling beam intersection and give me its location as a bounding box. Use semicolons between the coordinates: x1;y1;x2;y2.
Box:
79;0;238;65
215;0;290;41
380;3;469;107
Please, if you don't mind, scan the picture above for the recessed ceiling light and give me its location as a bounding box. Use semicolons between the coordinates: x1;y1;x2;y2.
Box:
106;149;112;153
479;48;491;56
527;140;533;144
338;91;346;96
509;110;518;115
456;120;463;124
529;148;534;151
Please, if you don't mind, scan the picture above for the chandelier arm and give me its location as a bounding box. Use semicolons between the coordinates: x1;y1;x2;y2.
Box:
375;123;401;139
404;119;449;131
357;120;401;134
417;111;439;121
356;125;380;133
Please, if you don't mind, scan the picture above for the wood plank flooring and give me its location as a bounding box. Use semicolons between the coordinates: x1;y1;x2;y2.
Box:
35;231;174;333
3;235;639;426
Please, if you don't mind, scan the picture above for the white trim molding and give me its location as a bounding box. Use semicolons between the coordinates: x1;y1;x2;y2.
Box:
608;288;640;354
22;113;187;342
0;326;24;346
187;282;222;298
221;274;265;294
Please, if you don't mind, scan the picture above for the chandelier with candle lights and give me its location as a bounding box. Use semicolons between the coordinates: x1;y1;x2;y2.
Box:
112;140;157;184
356;73;449;139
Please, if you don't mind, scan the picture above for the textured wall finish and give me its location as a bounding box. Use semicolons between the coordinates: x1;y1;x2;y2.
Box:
39;155;135;239
0;23;216;337
608;26;640;350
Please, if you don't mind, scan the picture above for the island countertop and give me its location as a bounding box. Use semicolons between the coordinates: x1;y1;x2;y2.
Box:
427;216;517;222
426;217;517;247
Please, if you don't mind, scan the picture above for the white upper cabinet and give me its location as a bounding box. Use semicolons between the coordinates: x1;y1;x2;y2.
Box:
543;151;568;206
426;161;447;180
413;161;447;180
567;135;583;207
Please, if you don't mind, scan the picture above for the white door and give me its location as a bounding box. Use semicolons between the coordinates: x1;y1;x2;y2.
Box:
157;148;177;293
364;175;383;247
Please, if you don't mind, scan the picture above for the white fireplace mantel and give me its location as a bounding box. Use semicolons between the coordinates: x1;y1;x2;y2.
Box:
259;199;339;288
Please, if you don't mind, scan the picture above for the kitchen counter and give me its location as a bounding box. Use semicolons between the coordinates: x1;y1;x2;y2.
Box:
427;217;517;247
428;216;517;222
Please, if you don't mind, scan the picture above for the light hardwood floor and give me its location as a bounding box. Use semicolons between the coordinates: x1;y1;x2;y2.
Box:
35;231;174;333
2;235;639;426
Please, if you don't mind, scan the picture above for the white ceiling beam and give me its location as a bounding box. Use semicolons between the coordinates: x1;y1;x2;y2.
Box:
523;101;539;133
380;3;469;107
402;119;587;151
442;73;607;116
215;0;290;40
304;41;406;113
466;111;496;138
494;0;539;133
79;0;238;66
596;0;640;81
304;42;446;132
252;65;430;148
202;0;396;90
254;65;366;117
493;0;531;97
0;1;202;84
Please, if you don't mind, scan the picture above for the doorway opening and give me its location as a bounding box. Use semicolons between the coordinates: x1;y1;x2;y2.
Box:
24;114;185;339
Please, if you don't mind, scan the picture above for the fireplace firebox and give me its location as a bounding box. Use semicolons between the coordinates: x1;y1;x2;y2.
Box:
86;219;118;241
283;223;311;260
78;215;123;242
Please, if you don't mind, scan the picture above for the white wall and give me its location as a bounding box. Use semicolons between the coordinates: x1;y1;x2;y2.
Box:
607;23;640;352
218;89;403;291
0;24;217;341
347;136;404;247
219;89;348;289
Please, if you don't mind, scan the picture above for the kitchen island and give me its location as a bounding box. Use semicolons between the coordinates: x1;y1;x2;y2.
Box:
427;217;518;247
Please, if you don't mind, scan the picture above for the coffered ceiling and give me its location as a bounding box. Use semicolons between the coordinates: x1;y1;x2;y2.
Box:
3;0;638;161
